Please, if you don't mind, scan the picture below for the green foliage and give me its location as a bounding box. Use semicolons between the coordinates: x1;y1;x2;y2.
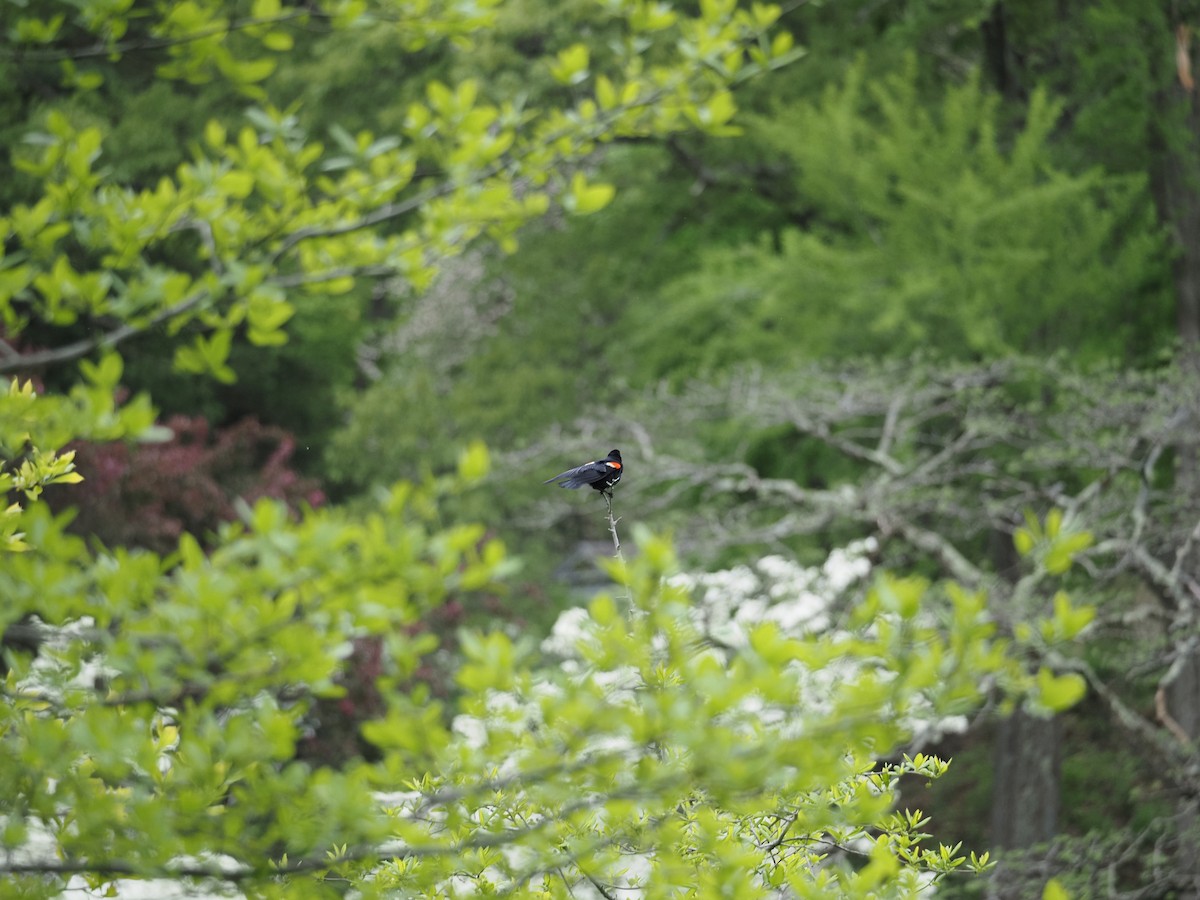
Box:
327;130;795;493
4;0;1169;893
628;58;1172;380
0;503;1090;894
6;0;505;97
1;0;799;525
9;1;1082;892
1012;509;1096;578
979;0;1170;177
0;476;503;895
1065;1;1167;174
2;1;793;339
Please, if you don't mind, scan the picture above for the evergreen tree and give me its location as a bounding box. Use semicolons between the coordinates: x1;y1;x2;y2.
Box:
628;59;1171;380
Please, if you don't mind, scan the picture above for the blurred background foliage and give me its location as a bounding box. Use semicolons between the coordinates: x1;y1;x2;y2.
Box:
7;0;1200;893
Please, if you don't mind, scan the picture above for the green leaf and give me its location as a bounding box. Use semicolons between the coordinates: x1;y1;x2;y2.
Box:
14;13;65;43
261;30;294;51
566;172;615;215
174;330;236;383
770;30;794;58
1035;667;1086;713
204;120;227;149
589;594;618;626
218;171;255;198
1013;527;1035;556
456;440;490;482
706;90;737;127
79;355;117;389
550;43;590;85
1054;591;1095;640
595;75;618;110
1045;507;1063;539
631;0;677;30
245;288;294;337
252;0;281;19
1044;530;1093;574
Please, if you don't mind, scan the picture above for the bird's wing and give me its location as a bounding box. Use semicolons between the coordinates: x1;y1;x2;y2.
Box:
542;467;573;484
543;460;605;486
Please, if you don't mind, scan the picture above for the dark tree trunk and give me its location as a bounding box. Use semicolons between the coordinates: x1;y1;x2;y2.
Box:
1160;636;1200;899
989;710;1062;849
1153;21;1200;367
1161;126;1200;366
985;710;1062;900
1155;14;1200;769
1155;31;1200;880
981;2;1016;99
985;522;1062;898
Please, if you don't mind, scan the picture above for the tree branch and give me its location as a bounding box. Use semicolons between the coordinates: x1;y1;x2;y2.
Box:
0;290;207;374
603;492;634;606
882;513;986;589
1058;657;1200;786
4;10;318;62
0;782;672;883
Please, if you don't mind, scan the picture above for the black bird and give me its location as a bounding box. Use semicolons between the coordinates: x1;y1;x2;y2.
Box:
543;449;623;496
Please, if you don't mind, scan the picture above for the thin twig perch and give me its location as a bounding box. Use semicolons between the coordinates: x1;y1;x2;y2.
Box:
603;492;633;604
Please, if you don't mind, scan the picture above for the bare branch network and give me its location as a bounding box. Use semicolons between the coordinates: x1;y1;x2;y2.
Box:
527;357;1200;793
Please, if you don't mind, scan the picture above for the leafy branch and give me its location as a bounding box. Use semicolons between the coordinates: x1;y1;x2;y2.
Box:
0;291;207;374
2;10;312;62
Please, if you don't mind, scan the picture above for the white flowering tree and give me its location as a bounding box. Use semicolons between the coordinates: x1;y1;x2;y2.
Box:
1;482;1097;897
538;357;1200;895
425;529;1093;898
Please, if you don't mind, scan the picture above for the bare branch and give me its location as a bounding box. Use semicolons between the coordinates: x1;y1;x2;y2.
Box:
1156;684;1193;746
877;392;904;459
603;492;634;607
881;514;985;589
1170;516;1200;591
1059;657;1200;786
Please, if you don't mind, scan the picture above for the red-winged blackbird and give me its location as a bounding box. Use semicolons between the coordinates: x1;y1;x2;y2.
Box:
543;449;623;496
